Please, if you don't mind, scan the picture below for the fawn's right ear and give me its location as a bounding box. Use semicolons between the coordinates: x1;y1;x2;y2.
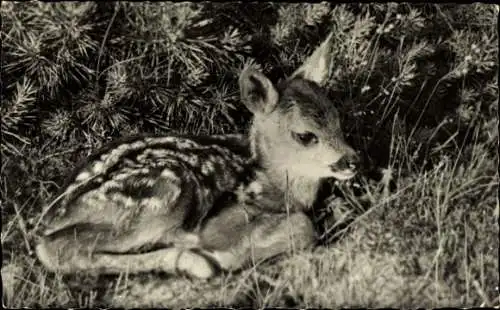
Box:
239;68;279;115
288;32;335;86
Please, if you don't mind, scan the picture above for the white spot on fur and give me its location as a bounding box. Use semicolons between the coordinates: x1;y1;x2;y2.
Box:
124;196;137;209
75;171;91;181
176;152;199;166
176;139;198;149
234;184;247;202
248;181;263;195
131;141;146;149
99;179;121;192
92;161;105;173
105;141;143;163
186;155;199;166
201;161;215;175
79;192;108;212
113;172;132;181
203;188;211;199
145;197;165;211
161;169;178;180
145;136;177;145
234;180;264;204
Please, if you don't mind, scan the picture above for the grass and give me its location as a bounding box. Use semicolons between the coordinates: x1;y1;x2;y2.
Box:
1;2;499;308
3;119;498;308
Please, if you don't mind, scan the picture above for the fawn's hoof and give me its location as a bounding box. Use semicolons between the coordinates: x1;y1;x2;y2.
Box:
177;250;217;279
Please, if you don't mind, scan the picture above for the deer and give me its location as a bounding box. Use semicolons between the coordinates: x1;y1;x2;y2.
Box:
35;32;361;280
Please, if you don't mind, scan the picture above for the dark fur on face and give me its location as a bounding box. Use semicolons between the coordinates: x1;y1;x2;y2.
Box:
276;78;343;137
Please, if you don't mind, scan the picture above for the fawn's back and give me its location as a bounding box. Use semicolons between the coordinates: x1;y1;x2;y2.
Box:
43;134;256;236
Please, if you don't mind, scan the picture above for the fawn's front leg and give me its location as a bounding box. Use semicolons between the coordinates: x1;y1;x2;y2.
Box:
198;204;316;272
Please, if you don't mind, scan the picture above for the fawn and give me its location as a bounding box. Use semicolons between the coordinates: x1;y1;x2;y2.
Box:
35;32;360;279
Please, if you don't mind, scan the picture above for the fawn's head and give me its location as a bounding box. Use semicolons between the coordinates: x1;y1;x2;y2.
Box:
240;33;360;182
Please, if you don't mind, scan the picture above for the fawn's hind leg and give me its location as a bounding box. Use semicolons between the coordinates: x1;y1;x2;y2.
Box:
91;215;200;253
199;206;316;272
35;222;217;279
36;170;216;278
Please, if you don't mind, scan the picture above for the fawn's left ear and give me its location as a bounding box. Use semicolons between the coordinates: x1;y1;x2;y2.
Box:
239;67;279;115
289;32;335;86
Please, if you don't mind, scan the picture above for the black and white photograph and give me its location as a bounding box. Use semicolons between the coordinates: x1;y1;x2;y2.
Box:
1;2;499;308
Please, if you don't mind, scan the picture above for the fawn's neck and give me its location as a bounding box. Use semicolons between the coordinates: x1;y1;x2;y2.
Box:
249;124;321;209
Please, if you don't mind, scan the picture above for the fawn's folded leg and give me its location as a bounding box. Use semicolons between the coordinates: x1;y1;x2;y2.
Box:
35;222;216;279
199;209;316;271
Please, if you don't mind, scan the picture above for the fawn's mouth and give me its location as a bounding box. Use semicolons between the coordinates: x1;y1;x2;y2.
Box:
331;170;357;180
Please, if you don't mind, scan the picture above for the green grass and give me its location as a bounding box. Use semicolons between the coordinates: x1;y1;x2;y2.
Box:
1;2;499;308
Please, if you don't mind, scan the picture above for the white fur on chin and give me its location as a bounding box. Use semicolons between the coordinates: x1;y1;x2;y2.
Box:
331;170;357;181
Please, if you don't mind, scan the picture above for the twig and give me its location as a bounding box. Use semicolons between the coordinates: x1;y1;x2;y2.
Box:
95;2;120;89
473;280;492;307
32;175;98;234
13;199;33;255
37;147;81;163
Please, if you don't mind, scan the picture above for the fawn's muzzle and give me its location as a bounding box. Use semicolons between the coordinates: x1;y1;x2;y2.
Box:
330;152;361;173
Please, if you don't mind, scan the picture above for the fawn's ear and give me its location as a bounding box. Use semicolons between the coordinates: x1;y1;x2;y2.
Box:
239;68;279;115
289;32;335;86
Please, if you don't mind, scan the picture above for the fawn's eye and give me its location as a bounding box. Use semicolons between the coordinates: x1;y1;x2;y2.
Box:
292;131;319;146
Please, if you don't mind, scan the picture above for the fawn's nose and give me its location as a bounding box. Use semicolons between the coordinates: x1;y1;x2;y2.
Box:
332;152;361;172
